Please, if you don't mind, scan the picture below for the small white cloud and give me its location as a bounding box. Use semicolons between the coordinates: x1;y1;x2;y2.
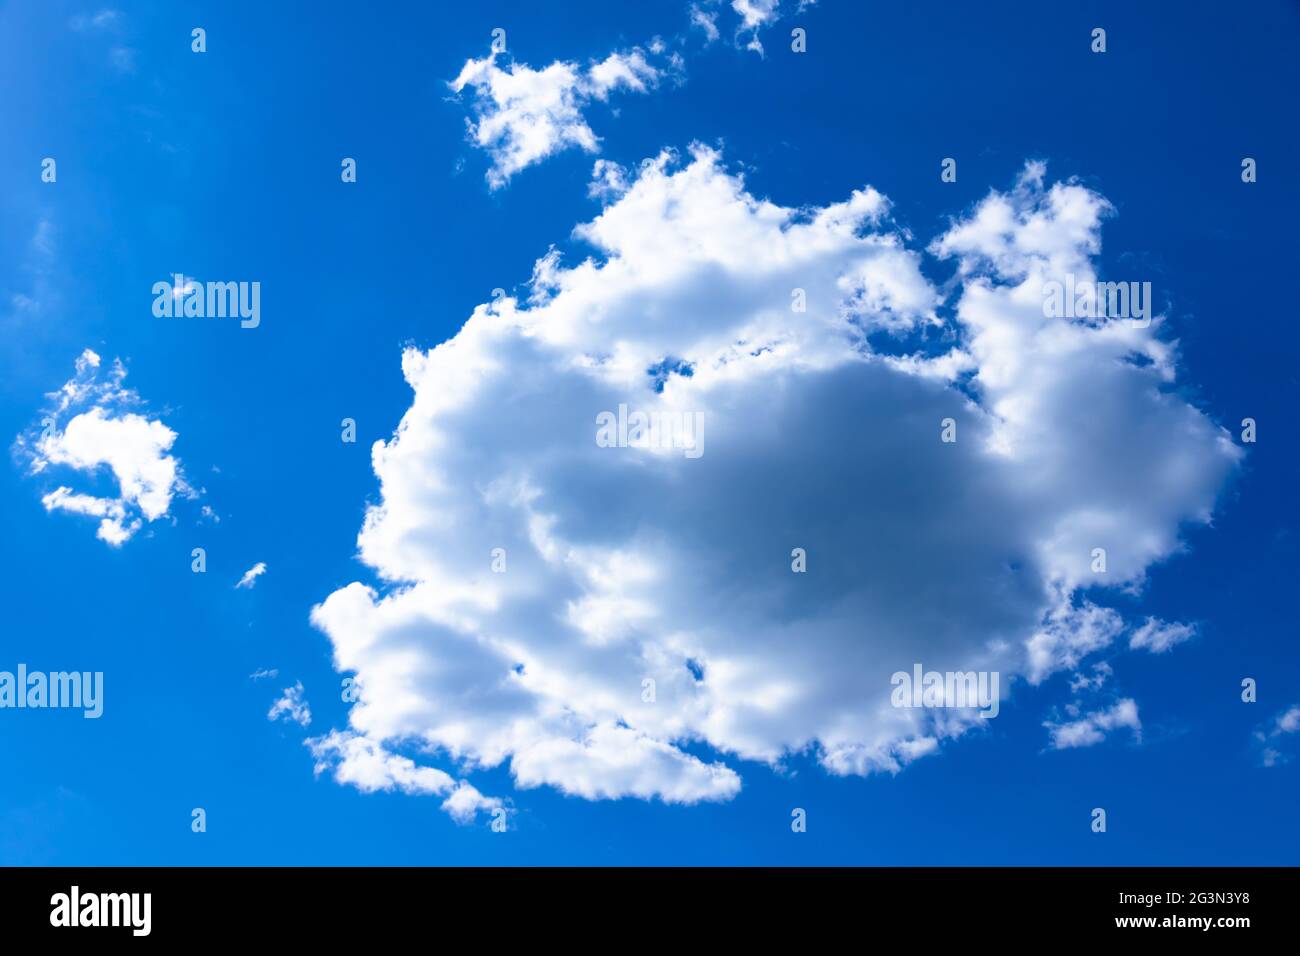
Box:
249;668;279;681
1254;704;1300;767
728;0;799;54
696;0;806;53
268;682;312;727
689;4;721;43
588;158;631;200
450;46;670;187
1279;707;1300;734
1045;699;1141;750
1026;601;1124;684
236;562;268;589
732;0;782;29
1128;617;1196;654
17;350;188;546
1069;661;1112;694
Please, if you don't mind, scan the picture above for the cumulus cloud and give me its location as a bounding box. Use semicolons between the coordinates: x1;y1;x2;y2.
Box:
308;148;1239;816
450;46;677;187
1044;698;1141;750
1253;704;1300;767
236;562;268;589
268;682;312;728
17;350;188;546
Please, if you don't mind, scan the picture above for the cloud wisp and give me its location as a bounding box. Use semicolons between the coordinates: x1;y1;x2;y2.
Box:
236;562;268;590
268;682;313;728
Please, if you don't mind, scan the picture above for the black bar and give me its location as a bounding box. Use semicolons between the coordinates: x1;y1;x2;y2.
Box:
0;866;1286;939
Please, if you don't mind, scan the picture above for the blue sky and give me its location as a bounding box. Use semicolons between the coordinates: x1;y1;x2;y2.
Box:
1;0;1297;865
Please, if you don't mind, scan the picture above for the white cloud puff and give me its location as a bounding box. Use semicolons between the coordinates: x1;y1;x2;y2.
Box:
18;350;187;546
309;148;1239;817
451;47;675;187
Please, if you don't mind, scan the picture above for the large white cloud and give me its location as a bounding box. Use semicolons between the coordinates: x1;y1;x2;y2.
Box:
18;349;188;546
307;147;1240;818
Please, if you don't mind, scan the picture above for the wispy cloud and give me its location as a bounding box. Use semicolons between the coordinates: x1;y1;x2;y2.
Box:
1128;617;1196;654
6;218;58;320
69;9;122;32
108;46;136;74
268;682;312;727
69;9;136;74
235;562;268;590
